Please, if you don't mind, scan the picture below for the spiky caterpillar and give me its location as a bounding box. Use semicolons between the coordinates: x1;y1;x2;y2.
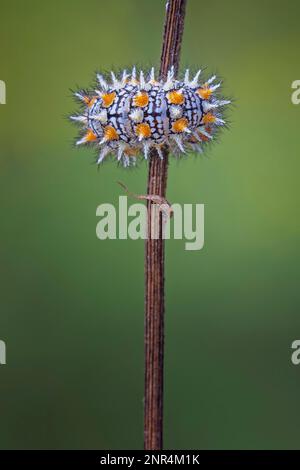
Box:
71;67;230;167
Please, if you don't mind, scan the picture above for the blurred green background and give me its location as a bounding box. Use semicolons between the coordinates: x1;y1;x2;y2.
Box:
1;0;300;450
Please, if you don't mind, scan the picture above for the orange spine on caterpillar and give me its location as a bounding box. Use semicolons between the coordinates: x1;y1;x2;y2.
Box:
70;67;230;167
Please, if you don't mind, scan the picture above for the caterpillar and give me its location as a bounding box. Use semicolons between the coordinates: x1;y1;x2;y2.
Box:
71;67;230;167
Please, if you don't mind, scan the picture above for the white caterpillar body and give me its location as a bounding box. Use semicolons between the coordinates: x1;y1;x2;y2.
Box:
71;67;230;167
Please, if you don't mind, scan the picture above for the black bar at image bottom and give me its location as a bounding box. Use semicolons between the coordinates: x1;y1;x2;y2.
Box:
0;450;298;466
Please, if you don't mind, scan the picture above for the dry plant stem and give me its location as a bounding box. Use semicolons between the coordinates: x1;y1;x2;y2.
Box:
144;0;187;451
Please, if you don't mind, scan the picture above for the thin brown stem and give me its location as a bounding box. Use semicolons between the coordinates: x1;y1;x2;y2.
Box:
144;0;187;451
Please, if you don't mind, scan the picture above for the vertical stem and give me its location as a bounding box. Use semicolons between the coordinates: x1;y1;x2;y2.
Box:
144;0;187;451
